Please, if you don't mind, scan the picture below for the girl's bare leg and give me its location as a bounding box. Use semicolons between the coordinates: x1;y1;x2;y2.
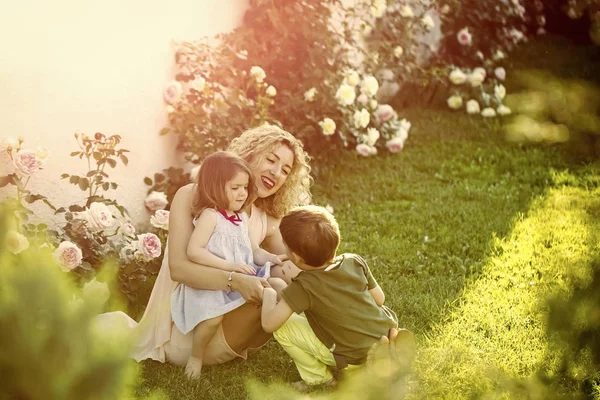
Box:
187;315;223;378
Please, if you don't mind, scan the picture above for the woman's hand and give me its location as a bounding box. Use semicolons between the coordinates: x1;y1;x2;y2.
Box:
231;273;270;305
228;262;257;275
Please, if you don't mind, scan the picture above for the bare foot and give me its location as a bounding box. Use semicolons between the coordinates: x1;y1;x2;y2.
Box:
185;356;203;379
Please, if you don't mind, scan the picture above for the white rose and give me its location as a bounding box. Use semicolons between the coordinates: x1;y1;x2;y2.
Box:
447;95;463;110
144;191;168;211
6;230;29;254
319;118;336;136
266;85;277;97
35;147;50;164
164;81;183;104
190;77;206;92
304;87;317;102
369;146;378;156
400;5;414;17
353;109;371;129
151;209;170;231
367;128;380;146
53;241;83;271
494;67;506;80
457;27;472;46
250;66;266;83
481;107;497;117
120;222;136;235
0;137;21;153
83;278;110;306
393;46;404;57
136;233;162;261
421;15;435;30
494;84;506;101
441;4;450;13
497;105;512;116
357;93;369;106
493;50;505;60
449;69;467;85
12;149;42;176
335;84;356;106
361;76;379;97
166;105;175;114
369;99;378;110
466;99;481;114
473;67;487;80
344;70;360;87
469;70;486;87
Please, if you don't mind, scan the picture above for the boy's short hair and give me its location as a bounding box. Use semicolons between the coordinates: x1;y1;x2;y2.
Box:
279;205;340;267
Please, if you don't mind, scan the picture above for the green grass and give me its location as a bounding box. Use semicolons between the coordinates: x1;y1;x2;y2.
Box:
135;37;600;399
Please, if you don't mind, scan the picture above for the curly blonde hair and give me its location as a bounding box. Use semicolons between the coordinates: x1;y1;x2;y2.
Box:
228;125;312;218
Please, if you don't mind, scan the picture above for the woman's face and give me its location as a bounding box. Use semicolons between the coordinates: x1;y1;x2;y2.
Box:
252;144;294;198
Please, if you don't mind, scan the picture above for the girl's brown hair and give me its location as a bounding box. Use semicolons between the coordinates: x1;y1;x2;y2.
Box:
191;151;256;218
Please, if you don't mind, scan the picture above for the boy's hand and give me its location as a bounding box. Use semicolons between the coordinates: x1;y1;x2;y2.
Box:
228;263;257;275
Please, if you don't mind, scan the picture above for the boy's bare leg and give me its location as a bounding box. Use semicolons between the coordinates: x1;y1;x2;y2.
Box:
187;315;223;378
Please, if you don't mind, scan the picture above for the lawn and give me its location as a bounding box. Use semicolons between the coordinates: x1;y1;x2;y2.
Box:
134;36;600;399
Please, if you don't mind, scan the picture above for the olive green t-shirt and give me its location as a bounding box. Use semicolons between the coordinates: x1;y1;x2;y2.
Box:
281;253;398;364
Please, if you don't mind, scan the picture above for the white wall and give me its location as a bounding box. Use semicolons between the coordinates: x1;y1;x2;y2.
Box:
0;0;248;225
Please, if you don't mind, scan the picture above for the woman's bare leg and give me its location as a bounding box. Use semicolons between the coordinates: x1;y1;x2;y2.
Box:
187;315;223;378
221;303;271;352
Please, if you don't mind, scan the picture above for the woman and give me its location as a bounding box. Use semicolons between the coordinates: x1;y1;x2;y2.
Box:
98;125;312;366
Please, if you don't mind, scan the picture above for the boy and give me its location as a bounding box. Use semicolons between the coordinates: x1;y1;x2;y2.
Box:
261;205;413;390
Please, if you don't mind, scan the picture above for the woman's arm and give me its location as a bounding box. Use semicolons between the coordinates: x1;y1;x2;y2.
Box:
168;185;266;303
187;209;256;275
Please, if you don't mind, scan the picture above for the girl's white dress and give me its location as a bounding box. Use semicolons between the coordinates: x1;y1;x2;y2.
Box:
170;209;271;334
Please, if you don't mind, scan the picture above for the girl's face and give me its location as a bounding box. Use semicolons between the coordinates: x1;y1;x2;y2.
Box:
225;171;250;212
252;144;294;198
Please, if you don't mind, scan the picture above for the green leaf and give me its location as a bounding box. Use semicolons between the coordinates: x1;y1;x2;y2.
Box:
69;175;80;185
144;177;153;186
119;154;129;166
69;205;84;212
55;207;66;214
93;152;102;160
61;173;70;179
86;170;96;177
159;128;170;136
79;178;89;191
24;194;44;203
70;151;81;156
154;173;165;183
106;158;117;168
102;182;109;191
0;174;15;188
110;182;118;189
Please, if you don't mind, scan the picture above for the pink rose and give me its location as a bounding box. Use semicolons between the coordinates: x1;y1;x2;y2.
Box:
374;104;395;124
356;143;372;157
53;241;83;271
80;202;113;231
150;210;169;231
12;149;42;176
457;27;472;46
164;81;183;105
386;137;406;153
137;233;162;260
144;191;168;212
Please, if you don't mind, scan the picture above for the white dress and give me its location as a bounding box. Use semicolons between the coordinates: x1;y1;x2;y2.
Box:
170;209;271;334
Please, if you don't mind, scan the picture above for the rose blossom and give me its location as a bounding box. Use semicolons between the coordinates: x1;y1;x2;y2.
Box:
319;118;336;136
250;66;266;83
421;15;435;30
151;210;170;231
393;46;404;57
494;67;506;81
360;76;379;97
447;95;463;110
304;87;317;102
457;27;472;46
6;230;29;254
481;107;497;117
190;77;206;93
82;202;114;231
386;136;406;153
469;69;486;87
137;233;162;260
144;191;168;211
0;136;21;153
356;143;372;157
335;84;356;106
374;104;395;124
449;69;467;85
466;99;481;114
353;109;371;129
164;81;183;104
54;241;83;271
400;5;414;17
344;70;360;87
266;85;277;97
12;149;42;176
494;84;506;101
120;222;136;235
497;105;512;116
367;128;380;146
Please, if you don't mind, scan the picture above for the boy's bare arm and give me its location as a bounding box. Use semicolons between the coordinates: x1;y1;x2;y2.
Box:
369;285;385;306
261;288;294;333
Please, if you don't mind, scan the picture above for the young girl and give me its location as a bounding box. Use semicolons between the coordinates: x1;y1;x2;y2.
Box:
171;151;285;378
